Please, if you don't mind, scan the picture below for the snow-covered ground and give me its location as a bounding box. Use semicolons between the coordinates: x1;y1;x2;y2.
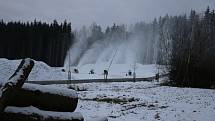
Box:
0;58;66;82
70;63;160;79
0;58;215;121
0;58;160;83
57;82;215;121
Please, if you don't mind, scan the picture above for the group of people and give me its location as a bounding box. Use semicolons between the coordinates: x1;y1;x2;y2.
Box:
70;68;108;80
68;68;160;81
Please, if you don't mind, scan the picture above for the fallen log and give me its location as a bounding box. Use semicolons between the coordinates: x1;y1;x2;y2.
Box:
0;58;34;112
2;106;84;121
8;83;78;112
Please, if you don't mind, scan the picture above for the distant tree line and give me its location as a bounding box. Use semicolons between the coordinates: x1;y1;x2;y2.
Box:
73;7;215;88
157;7;215;88
0;20;73;66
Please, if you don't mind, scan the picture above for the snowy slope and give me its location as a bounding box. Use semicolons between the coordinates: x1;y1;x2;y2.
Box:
0;58;159;83
71;63;158;79
0;59;68;83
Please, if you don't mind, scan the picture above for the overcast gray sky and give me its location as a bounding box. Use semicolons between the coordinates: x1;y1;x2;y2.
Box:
0;0;214;29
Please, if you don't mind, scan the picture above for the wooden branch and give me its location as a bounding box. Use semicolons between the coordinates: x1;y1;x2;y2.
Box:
8;84;78;112
0;58;34;112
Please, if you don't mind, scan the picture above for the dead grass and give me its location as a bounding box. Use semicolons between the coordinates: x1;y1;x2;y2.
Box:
81;97;138;104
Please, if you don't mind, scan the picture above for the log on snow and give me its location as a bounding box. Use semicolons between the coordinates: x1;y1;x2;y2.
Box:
2;106;84;121
0;58;34;112
8;83;78;112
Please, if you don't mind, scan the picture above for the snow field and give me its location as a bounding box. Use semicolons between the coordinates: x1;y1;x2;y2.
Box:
1;58;214;121
56;82;215;121
0;59;159;83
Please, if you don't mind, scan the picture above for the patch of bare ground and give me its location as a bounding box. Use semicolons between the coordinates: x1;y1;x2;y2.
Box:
80;97;139;104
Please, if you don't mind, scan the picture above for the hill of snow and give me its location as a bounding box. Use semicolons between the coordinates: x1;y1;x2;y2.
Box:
0;58;159;83
0;59;67;83
71;63;159;79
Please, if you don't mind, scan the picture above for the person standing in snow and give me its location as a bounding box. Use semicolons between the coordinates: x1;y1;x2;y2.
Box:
104;70;108;80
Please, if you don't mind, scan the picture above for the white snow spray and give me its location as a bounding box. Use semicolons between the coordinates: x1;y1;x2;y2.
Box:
64;24;159;68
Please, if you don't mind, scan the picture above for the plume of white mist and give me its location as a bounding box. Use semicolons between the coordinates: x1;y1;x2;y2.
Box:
64;26;90;67
65;23;160;67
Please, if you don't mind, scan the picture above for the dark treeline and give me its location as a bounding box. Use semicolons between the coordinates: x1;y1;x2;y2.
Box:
0;20;73;66
162;7;215;88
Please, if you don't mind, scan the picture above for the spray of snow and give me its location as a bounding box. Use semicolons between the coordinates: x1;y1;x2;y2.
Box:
64;24;159;68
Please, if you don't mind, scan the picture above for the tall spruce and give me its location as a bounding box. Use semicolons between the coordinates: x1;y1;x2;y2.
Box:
0;20;73;67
